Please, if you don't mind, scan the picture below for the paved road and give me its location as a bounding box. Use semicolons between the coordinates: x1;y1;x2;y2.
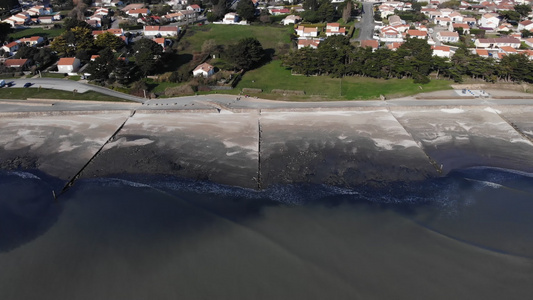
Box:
4;78;146;103
353;2;376;41
3;79;533;113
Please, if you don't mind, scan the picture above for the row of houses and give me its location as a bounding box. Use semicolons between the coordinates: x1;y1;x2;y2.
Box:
2;9;61;27
2;36;45;55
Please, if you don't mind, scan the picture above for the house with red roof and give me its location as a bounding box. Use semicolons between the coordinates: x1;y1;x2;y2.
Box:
518;20;533;31
3;58;31;70
58;57;81;73
407;29;427;39
295;26;319;37
326;23;346;36
360;40;379;52
18;36;44;47
297;38;321;49
432;45;452;58
437;31;459;43
192;63;215;77
127;8;150;17
1;41;20;55
187;4;202;12
143;26;179;36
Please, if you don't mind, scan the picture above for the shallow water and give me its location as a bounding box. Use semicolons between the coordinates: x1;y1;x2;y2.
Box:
0;168;532;299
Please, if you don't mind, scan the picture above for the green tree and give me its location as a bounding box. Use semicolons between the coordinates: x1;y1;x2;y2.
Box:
342;0;353;23
0;23;12;43
85;48;116;83
499;10;521;22
514;4;532;19
303;0;319;11
302;11;320;23
282;47;319;76
133;38;163;75
236;0;256;21
94;32;124;51
398;38;433;82
63;17;91;30
227;37;265;70
317;0;336;22
51;26;94;56
213;0;227;19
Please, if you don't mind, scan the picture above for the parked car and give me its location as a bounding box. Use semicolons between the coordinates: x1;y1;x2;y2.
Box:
24;82;32;88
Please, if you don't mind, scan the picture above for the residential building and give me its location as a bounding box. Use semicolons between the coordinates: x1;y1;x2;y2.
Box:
3;58;30;69
57;57;81;73
432;45;452;58
297;38;321;49
281;15;302;26
436;31;459;43
479;13;499;30
474;37;521;48
295;26;319;37
192;63;215;77
1;41;20;55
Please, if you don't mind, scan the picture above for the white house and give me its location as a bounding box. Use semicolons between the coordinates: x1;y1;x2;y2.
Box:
432;45;452;58
378;5;395;19
379;26;404;43
518;20;533;31
436;31;459;43
325;23;346;36
38;16;54;24
524;38;533;48
4;58;30;69
223;13;239;24
407;29;427;39
2;13;31;27
143;26;179;36
474;37;521;48
450;23;470;34
186;4;201;12
127;8;150;17
297;38;321;49
479;13;500;30
18;36;44;46
295;26;319;37
192;63;215;77
282;15;302;26
1;41;20;55
57;57;81;73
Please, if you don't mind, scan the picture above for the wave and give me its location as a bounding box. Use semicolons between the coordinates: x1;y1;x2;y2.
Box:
2;170;42;180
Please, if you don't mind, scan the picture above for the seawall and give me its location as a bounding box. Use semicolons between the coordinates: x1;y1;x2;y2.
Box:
2;103;533;191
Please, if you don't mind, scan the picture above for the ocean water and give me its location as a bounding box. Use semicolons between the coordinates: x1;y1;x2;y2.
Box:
0;168;532;299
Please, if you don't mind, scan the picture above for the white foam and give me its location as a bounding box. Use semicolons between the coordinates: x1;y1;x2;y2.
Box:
484;107;501;114
441;108;464;114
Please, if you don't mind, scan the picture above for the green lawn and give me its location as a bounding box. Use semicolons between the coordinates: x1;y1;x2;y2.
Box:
235;60;453;101
0;88;130;102
42;73;67;79
9;27;64;39
145;78;182;94
182;24;292;52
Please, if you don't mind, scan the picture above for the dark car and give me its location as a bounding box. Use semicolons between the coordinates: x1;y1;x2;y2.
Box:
24;82;32;88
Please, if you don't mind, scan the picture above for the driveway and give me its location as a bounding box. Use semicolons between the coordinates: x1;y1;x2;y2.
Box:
353;2;377;41
5;78;146;103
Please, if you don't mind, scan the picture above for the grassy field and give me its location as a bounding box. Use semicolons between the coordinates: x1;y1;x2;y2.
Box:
181;24;292;52
0;88;129;102
235;60;453;101
145;78;182;94
9;27;64;39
